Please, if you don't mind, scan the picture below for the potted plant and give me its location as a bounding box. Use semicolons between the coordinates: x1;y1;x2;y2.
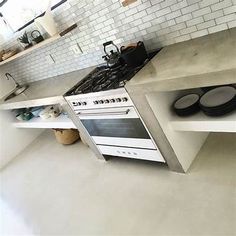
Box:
18;31;32;49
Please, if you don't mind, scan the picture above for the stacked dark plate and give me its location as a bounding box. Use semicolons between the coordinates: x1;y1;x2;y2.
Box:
199;86;236;116
173;93;200;116
173;86;236;117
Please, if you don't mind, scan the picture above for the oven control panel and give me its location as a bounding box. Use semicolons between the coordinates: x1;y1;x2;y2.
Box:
68;93;133;110
71;96;129;107
93;97;128;105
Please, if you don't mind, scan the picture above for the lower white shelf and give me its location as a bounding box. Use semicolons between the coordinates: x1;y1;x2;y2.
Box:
13;114;76;129
170;111;236;133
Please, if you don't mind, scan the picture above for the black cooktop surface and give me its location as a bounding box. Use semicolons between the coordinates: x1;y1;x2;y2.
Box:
65;48;162;96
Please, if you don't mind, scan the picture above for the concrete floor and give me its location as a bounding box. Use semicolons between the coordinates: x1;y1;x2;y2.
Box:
0;131;236;236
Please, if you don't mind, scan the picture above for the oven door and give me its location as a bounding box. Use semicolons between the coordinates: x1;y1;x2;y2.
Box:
75;106;156;149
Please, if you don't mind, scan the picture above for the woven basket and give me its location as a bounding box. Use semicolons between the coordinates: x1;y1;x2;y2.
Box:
53;129;80;145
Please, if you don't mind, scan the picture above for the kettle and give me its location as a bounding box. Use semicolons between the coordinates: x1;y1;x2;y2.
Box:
102;41;123;67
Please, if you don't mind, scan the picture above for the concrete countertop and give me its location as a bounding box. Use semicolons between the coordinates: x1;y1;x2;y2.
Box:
126;28;236;94
0;66;95;110
1;29;236;109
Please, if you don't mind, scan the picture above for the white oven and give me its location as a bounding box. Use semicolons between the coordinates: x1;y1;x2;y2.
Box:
66;88;165;163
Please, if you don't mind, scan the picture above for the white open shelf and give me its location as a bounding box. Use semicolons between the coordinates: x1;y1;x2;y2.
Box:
13;114;76;129
170;111;236;133
0;34;61;66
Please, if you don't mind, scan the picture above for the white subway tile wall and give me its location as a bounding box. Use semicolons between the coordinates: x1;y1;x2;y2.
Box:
0;0;235;83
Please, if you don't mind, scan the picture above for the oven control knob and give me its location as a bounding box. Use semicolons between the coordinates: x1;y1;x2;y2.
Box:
77;102;82;106
99;100;104;104
72;102;77;106
82;102;87;106
116;98;122;102
122;97;128;102
94;101;98;104
104;99;109;103
110;99;115;103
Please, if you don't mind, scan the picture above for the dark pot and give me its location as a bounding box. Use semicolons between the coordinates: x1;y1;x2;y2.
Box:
120;41;148;68
33;35;44;44
31;30;44;44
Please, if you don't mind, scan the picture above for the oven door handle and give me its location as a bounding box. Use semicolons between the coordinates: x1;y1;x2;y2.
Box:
76;109;130;116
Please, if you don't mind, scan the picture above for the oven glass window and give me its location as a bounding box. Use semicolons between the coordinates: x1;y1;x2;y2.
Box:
81;118;150;139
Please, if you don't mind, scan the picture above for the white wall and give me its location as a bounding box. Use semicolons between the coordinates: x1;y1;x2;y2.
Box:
0;0;235;84
0;79;42;169
0;73;14;96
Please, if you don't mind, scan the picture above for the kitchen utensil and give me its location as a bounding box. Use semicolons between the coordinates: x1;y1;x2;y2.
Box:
120;41;148;68
173;93;200;117
102;41;124;68
34;0;57;36
31;30;44;43
199;86;236;116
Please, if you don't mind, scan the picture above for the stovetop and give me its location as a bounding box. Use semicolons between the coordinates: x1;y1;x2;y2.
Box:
65;49;162;96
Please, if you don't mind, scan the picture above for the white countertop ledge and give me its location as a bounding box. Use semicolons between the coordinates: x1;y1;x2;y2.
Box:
0;67;95;110
126;28;236;93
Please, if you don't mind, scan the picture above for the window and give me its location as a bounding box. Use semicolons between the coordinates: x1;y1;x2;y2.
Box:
0;0;66;32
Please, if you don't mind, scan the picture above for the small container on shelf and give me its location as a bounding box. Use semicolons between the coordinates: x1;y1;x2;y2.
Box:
16;111;33;121
31;30;44;44
39;105;61;120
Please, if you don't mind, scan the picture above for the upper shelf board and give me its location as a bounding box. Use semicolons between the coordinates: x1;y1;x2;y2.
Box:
0;23;77;66
0;34;61;66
